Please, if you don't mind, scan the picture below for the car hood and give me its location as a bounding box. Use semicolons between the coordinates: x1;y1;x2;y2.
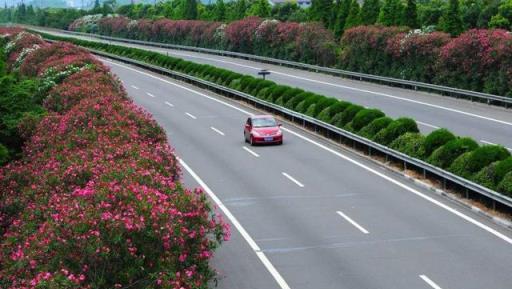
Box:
253;127;280;135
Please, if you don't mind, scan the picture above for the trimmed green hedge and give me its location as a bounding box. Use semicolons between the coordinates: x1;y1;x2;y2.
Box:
374;118;419;145
390;133;426;159
428;137;479;169
423;128;456;157
36;31;512;196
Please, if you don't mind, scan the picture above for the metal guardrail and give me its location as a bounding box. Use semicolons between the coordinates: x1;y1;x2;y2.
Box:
76;46;512;212
36;26;512;108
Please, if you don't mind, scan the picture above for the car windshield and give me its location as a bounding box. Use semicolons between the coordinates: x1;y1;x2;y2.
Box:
252;117;277;128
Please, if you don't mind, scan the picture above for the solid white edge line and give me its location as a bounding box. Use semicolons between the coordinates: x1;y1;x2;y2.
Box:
243;146;260;157
164;101;174;107
417;121;440;129
281;172;304;188
210;126;225;136
178;158;291;289
185;112;197;119
105;58;512;246
419;275;443;289
147;92;155;97
130;85;139;90
336;211;369;234
480;140;512;151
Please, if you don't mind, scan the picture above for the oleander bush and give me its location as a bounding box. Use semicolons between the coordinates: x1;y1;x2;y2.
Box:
341;27;512;97
36;31;512;195
71;16;336;66
0;29;228;289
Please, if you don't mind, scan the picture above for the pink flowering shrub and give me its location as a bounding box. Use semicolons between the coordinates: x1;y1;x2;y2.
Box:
0;31;228;289
5;32;47;69
385;31;451;82
436;29;512;96
69;16;337;65
224;16;264;53
340;25;407;74
341;26;512;96
20;42;100;77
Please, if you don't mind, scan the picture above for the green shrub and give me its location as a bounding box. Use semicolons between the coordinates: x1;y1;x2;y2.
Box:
266;85;290;102
358;116;393;139
251;80;276;95
311;97;338;117
494;157;512;183
334;104;364;128
239;76;255;92
373;118;419;145
448;152;473;178
317;101;351;123
473;162;501;190
304;96;331;117
284;92;311;110
229;78;242;90
423;128;456;158
222;71;241;86
449;145;510;179
295;94;320;113
497;171;512;196
277;88;305;106
348;108;385;132
428;137;479;169
468;145;510;174
0;143;8;165
389;132;426;159
257;86;272;99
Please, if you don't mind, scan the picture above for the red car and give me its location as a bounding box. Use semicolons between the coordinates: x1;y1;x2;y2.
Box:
244;115;283;145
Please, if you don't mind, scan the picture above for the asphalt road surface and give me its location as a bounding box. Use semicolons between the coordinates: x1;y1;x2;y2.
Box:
102;57;512;289
35;28;512;150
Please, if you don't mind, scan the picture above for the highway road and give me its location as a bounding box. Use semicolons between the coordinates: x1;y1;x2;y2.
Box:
36;28;512;150
102;57;512;289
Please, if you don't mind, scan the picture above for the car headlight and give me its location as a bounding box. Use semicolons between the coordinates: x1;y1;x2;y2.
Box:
252;131;261;137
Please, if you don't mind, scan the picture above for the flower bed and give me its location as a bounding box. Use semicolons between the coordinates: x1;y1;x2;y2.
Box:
0;29;228;289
